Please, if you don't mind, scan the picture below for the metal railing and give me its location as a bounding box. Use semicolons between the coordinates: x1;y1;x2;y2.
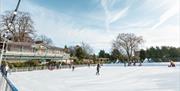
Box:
5;51;65;57
0;74;18;91
4;51;69;60
10;64;96;72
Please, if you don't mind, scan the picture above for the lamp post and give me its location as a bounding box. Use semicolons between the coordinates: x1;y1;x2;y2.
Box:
11;0;21;24
0;0;21;65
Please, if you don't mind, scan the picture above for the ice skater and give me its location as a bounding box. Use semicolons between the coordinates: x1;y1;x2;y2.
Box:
96;63;101;75
0;63;5;75
5;63;9;77
123;61;127;67
72;65;75;71
88;63;90;67
59;62;62;69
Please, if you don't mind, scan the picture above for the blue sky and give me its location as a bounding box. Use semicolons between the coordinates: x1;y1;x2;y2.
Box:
1;0;180;53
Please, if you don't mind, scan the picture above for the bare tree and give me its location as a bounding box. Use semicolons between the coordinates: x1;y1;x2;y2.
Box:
81;42;93;58
0;11;35;42
36;35;53;45
113;33;143;65
68;46;76;57
67;43;93;58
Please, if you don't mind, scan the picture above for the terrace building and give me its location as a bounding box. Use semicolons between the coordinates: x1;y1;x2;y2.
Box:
0;41;70;62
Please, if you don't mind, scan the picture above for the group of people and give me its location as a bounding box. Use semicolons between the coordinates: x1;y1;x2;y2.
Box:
48;62;62;70
168;60;176;67
0;62;9;77
69;63;101;75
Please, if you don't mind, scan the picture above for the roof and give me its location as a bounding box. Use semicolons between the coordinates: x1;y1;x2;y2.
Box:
0;41;64;51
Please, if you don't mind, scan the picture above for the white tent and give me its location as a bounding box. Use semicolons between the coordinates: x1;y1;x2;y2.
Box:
143;58;154;63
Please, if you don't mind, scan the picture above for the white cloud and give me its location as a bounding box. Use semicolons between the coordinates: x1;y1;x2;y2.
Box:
100;0;110;31
2;0;179;54
152;0;179;29
20;1;115;53
152;7;179;29
0;0;113;53
139;25;180;48
109;7;129;23
100;0;129;31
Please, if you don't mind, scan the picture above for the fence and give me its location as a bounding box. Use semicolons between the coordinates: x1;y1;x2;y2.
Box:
0;74;18;91
10;64;96;72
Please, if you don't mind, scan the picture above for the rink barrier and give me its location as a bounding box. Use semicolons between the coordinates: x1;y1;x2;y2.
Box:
10;64;96;72
9;62;180;72
7;62;180;73
0;74;18;91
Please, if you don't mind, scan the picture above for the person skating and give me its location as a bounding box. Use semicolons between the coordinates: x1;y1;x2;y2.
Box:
59;62;62;69
96;63;101;75
5;63;9;77
88;62;90;67
123;60;127;67
0;63;5;75
72;65;75;71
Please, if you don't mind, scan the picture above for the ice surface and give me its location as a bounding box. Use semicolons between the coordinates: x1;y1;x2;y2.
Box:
9;65;180;91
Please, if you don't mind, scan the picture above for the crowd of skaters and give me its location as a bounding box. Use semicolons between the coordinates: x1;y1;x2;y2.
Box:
122;60;176;67
47;61;102;75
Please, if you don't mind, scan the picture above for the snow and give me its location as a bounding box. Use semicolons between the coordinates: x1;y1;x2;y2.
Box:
9;64;180;91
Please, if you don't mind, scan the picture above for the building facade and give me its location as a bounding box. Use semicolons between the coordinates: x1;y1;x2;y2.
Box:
0;41;70;62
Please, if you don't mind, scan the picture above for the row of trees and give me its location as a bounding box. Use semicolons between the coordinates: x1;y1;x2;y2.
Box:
98;49;123;62
64;33;144;64
140;46;180;62
63;33;143;64
97;33;180;63
97;49;138;63
64;42;94;63
97;46;180;63
0;11;52;45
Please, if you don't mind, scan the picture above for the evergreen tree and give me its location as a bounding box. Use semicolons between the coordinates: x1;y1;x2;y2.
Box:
111;49;122;61
139;49;146;62
146;46;180;62
98;50;106;58
75;46;85;61
64;45;68;53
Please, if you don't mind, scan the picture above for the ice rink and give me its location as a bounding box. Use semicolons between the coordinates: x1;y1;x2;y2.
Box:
9;65;180;91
